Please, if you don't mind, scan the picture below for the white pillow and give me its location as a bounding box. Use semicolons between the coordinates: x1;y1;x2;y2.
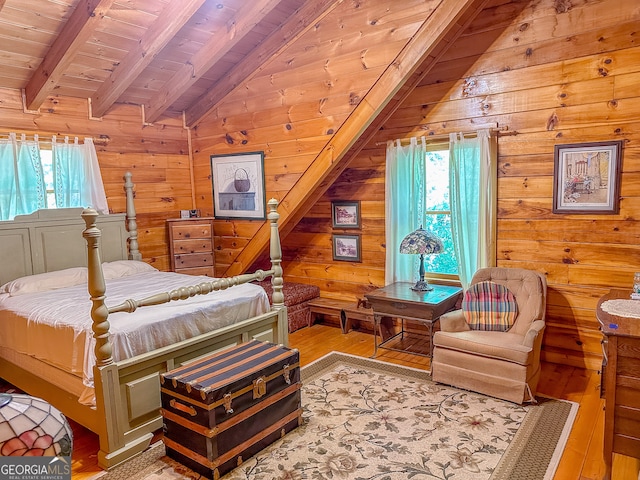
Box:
0;267;88;296
102;260;158;279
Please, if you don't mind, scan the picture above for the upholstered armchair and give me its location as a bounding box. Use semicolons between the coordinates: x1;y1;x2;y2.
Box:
431;267;547;404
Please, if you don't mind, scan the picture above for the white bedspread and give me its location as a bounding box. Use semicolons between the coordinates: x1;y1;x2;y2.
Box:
0;271;269;389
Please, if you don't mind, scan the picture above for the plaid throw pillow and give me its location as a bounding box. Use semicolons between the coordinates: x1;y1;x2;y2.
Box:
462;281;518;331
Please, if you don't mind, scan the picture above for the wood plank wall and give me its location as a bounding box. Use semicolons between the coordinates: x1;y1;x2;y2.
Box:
190;0;443;273
0;89;191;271
284;0;640;370
0;0;636;370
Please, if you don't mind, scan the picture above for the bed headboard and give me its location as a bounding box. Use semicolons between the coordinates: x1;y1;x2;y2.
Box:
0;208;129;285
0;172;138;286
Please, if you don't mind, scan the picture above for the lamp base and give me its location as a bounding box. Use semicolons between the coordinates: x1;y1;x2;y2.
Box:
410;280;433;291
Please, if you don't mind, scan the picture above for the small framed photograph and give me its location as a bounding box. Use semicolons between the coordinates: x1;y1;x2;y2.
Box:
332;234;361;262
331;201;361;228
210;151;266;220
552;140;623;214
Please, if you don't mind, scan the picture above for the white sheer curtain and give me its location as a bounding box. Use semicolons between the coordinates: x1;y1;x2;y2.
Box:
52;136;108;214
449;129;497;289
385;136;426;285
0;133;108;221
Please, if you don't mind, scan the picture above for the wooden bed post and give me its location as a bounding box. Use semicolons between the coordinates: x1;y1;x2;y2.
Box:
123;171;142;261
83;208;143;466
268;198;284;309
82;208;113;367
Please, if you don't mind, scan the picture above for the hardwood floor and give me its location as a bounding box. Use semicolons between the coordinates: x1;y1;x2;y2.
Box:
69;324;640;479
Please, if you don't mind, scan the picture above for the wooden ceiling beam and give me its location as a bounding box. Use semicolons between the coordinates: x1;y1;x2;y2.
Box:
23;0;115;111
183;0;343;128
281;0;494;239
223;0;493;277
89;0;208;119
144;0;285;124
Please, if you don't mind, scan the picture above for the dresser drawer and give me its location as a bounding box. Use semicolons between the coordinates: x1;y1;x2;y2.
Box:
172;223;212;240
612;433;640;459
173;238;213;254
174;253;213;269
615;376;640;409
614;405;640;439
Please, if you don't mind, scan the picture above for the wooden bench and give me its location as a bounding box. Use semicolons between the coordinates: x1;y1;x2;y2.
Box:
308;298;374;334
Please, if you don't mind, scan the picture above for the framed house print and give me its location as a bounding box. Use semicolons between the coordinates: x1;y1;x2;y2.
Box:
331;201;361;229
552;140;623;214
211;151;267;220
332;234;361;262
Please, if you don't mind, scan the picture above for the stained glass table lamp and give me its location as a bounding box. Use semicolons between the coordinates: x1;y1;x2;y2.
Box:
0;393;73;457
399;226;444;291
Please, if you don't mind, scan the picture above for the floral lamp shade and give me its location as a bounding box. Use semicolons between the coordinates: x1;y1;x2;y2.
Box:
399;226;444;291
0;393;73;457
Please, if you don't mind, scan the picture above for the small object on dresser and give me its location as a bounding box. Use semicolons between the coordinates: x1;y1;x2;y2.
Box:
160;340;302;480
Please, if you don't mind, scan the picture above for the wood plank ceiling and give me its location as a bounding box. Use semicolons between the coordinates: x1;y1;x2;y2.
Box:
0;0;319;125
0;0;494;130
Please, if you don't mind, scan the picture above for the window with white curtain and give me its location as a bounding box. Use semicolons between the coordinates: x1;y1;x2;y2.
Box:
423;146;457;276
0;133;108;221
385;129;497;289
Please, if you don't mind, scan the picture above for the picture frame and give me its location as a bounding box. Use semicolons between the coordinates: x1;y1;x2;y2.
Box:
552;140;623;214
210;151;266;220
332;234;361;262
331;200;361;228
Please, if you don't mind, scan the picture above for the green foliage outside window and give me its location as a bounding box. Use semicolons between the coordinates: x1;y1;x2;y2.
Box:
423;150;458;275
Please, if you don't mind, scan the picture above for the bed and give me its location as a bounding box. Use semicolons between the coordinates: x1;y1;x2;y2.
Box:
0;172;288;469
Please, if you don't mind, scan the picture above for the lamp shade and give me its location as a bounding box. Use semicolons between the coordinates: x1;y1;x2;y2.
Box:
0;393;73;457
399;227;443;255
399;226;444;291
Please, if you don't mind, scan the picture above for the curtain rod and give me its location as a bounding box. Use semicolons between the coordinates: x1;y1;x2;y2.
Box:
375;126;510;147
0;133;110;146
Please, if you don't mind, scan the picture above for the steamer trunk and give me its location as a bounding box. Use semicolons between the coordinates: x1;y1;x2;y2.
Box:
160;340;302;479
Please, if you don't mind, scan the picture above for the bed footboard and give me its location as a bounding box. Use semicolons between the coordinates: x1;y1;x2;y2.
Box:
93;308;286;467
82;183;288;469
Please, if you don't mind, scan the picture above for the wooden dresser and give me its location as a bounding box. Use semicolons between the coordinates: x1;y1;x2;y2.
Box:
596;289;640;480
167;217;215;276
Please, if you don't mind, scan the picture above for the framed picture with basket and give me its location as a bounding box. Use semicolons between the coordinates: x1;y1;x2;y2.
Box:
210;151;266;220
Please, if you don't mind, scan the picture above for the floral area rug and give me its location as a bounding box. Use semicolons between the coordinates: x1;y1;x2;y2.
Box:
92;352;577;480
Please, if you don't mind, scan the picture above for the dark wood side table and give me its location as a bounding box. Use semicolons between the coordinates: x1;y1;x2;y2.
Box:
365;282;462;358
596;289;640;480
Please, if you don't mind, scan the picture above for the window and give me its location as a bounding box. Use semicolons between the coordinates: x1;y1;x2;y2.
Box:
41;148;56;209
0;134;108;221
423;147;457;277
385;130;496;288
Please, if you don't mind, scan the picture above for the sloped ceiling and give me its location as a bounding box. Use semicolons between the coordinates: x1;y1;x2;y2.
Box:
191;0;493;276
0;0;325;124
0;0;493;129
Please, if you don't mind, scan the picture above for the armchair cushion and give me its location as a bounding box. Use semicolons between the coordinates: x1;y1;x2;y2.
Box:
434;330;532;365
462;281;518;332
